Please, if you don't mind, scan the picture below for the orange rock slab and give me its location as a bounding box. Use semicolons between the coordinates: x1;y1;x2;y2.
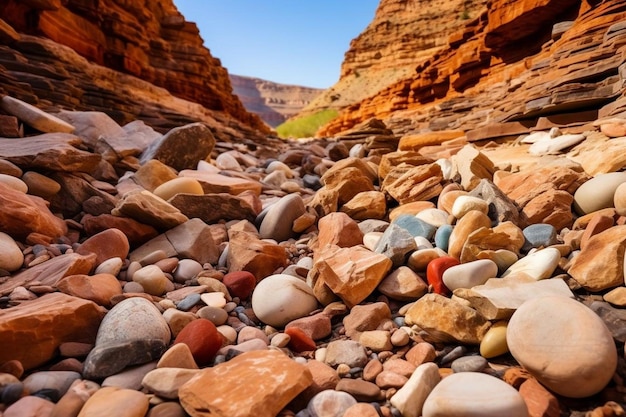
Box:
0;292;105;370
179;350;312;417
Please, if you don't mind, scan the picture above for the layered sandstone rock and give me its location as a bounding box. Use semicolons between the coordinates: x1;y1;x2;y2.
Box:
230;75;323;127
0;0;269;136
319;0;626;138
303;0;488;116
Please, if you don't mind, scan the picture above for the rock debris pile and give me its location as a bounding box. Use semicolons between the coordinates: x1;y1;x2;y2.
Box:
0;95;626;417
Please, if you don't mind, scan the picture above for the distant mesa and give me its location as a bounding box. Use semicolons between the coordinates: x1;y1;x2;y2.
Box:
229;75;324;128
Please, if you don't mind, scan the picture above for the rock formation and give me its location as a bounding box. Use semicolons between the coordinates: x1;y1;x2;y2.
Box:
0;0;269;136
318;0;626;138
230;75;323;128
302;0;488;116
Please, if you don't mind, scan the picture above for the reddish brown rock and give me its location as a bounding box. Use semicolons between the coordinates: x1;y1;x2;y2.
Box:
519;377;561;417
0;292;105;370
56;273;123;307
0;182;67;240
316;212;364;249
222;271;256;299
382;163;443;204
174;319;223;367
75;228;130;265
227;229;288;281
340;191;387;220
285;327;316;352
81;214;159;247
179;350;312;417
0;252;96;296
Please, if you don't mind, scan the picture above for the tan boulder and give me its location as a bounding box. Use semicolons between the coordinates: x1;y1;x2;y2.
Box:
227;230;288;281
179;170;262;196
0;293;105;370
0;182;67;240
382;162;443;204
448;210;492;259
309;245;393;308
133;159;177;192
404;293;491;344
179;350;312;417
316;212;364;249
378;151;434;179
112;190;188;230
451;145;495;191
340;191;387;220
460;223;524;263
568;225;626;291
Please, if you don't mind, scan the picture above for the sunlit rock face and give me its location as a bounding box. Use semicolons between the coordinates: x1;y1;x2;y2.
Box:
0;0;269;135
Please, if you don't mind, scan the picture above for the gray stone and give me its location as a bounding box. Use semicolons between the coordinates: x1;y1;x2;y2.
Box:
325;340;368;368
140;122;215;171
374;223;418;268
450;355;488;373
83;339;167;380
307;390;357;417
259;193;306;242
469;179;521;226
522;223;557;252
393;215;437;240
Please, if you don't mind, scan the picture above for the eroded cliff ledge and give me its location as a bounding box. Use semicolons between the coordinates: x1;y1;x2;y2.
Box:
319;0;626;138
0;0;269;136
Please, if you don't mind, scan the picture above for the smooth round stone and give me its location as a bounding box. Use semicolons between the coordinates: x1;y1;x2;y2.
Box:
451;195;489;219
451;356;488;373
408;248;442;272
507;296;617;398
77;229;130;266
501;247;560;280
222;271;256;299
259;194;305;242
263;170;288;188
422;372;528;417
363;232;383;251
146;401;187;417
434;224;453;252
196;306;228;325
216;325;237;345
123;281;145;293
176;294;201;311
174;319;222;366
426;256;459;295
200;292;227;309
152;177;204;201
614;182;626;216
163;309;195;337
173;259;203;284
0;173;27;193
416;208;450;228
574;171;626;215
266;160;294;177
21;171;61;198
94;257;124;276
522;223;557;252
480;320;509;358
442;259;498;291
270;332;291;348
132;264;170;295
490;249;519;274
97;297;171;347
414;236;433;250
307;389;357;417
0;232;24;272
251;274;318;328
215;153;243;171
23;371;80;398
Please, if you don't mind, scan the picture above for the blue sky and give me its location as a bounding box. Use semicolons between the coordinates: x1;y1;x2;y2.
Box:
174;1;380;89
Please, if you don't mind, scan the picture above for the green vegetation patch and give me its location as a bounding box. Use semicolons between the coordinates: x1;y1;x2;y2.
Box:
276;109;339;138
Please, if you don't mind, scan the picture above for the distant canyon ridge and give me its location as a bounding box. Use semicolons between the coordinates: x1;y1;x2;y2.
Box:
229;75;323;128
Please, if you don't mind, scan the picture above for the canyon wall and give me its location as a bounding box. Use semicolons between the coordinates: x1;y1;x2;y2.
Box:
302;0;488;115
0;0;269;135
319;0;626;137
230;75;323;128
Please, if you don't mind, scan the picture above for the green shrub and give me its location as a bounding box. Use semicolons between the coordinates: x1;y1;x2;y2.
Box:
276;109;339;138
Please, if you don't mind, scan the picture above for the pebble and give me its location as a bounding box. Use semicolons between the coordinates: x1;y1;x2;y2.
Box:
176;293;201;311
75;386;149;417
450;355;488;373
374;223;418;267
393;215;437;240
4;395;54;417
378;266;428;301
222;271;256;299
433;224;453;251
162;308;195;336
335;378;382;402
259;193;306;242
522;223;557;252
307;390;357;417
173;259;203;283
200;292;227;308
22;371;80;398
152;177;204;201
422;372;528;417
442;259;498;291
501;247;561;280
196;305;229;325
390;362;440;417
451;195;489;218
426;256;459;295
132;264;170;295
94;257;124;276
251;273;318;328
325;340;369;368
0;232;24;272
174;318;223;366
507;296;617;398
574;171;626;215
157;343;198;369
479;320;509;358
415;208;450;227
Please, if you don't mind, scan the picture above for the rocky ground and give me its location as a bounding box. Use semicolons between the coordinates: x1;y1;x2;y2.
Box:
0;95;626;417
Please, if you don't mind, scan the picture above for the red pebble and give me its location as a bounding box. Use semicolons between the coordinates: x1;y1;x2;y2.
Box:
426;257;459;296
285;327;316;353
222;271;256;299
174;319;223;366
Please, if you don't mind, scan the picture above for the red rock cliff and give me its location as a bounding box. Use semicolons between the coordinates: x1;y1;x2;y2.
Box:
0;0;269;134
320;0;626;137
